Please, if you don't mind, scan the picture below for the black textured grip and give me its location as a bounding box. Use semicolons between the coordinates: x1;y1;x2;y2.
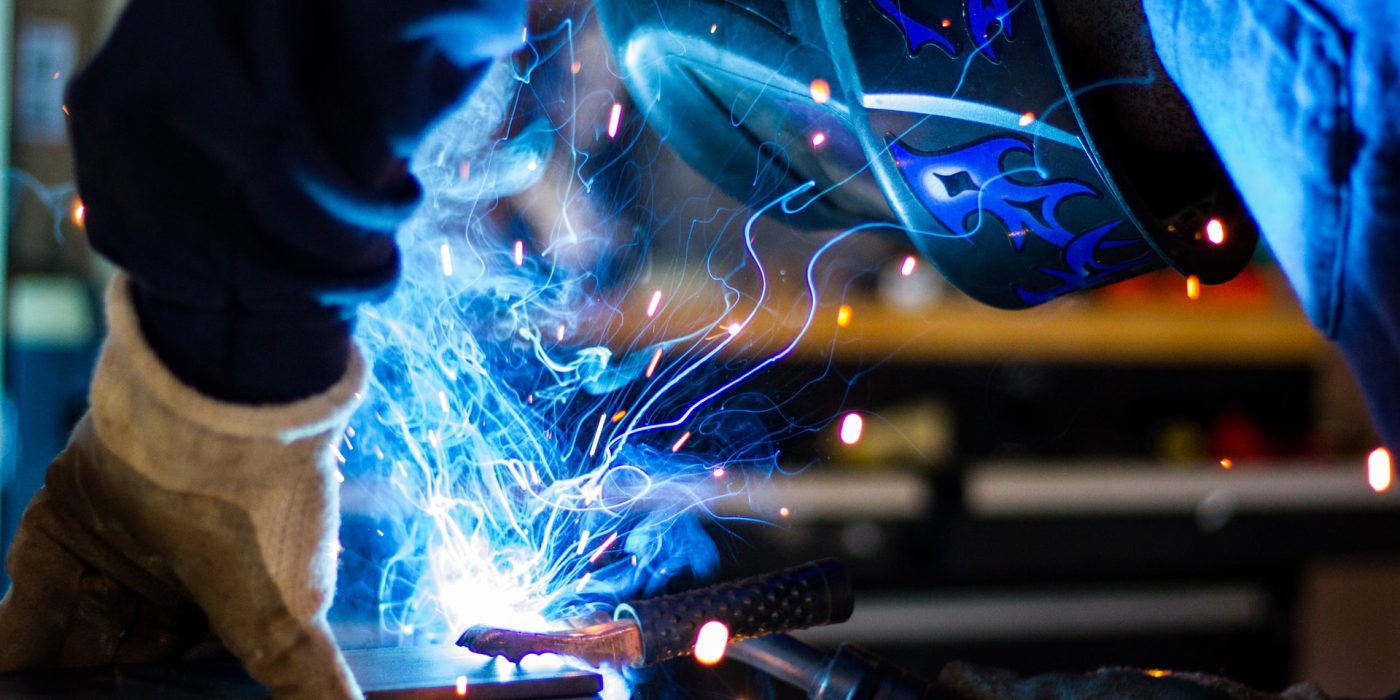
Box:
615;559;853;665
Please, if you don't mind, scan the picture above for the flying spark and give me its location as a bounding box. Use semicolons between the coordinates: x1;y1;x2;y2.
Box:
1186;274;1201;300
646;289;663;317
514;239;525;266
810;132;827;149
900;255;917;276
809;78;831;104
1369;447;1392;493
1206;218;1226;246
607;102;623;139
836;304;853;328
671;431;692;453
839;413;864;445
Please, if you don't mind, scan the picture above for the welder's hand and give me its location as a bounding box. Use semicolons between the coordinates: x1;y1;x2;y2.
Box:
938;662;1330;700
0;277;368;698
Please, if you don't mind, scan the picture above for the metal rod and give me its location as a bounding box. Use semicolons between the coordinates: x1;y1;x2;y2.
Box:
726;634;828;695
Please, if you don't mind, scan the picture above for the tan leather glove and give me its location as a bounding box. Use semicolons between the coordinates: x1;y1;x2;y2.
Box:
0;276;367;699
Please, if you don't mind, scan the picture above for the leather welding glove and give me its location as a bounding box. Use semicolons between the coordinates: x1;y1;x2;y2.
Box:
0;0;523;697
0;276;368;698
938;662;1330;700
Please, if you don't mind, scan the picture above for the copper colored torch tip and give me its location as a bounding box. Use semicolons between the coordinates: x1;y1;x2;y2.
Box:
456;619;644;668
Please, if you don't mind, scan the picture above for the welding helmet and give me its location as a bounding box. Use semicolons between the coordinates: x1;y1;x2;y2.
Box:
597;0;1258;308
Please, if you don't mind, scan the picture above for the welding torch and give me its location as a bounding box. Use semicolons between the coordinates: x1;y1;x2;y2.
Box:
458;559;943;699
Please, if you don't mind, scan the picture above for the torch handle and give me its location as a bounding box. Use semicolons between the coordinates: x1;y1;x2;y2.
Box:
615;559;853;665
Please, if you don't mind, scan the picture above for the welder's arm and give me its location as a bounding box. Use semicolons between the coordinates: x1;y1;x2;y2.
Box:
0;1;522;698
1141;0;1400;449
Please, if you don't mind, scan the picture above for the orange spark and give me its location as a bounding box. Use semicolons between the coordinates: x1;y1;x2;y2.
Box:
836;304;853;328
1219;458;1233;470
71;199;85;228
671;431;692;453
646;346;664;378
809;78;831;104
1018;112;1036;127
611;410;627;423
1186;275;1201;300
839;413;864;445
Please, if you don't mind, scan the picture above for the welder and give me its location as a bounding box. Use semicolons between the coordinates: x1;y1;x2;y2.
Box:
0;1;1392;700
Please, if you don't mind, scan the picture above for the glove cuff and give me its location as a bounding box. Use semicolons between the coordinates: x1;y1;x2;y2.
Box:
94;272;367;444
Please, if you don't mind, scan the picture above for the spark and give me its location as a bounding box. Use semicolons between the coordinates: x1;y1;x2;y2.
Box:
1219;458;1232;470
941;18;953;27
557;323;567;341
810;132;827;149
900;255;917;276
571;61;582;74
71;199;85;228
1018;111;1036;127
693;621;729;665
671;431;692;453
589;413;607;457
588;532;619;563
1206;218;1226;246
646;289;663;317
711;466;726;479
1145;669;1170;678
778;507;791;518
514;239;525;266
527;158;538;171
1369;447;1392;493
456;675;469;696
1186;274;1201;300
439;244;452;278
521;26;528;42
607;102;623;139
709;23;718;33
611;410;627;423
576;530;592;556
809;78;831;104
645;347;664;378
726;322;743;337
839;413;864;445
836;304;853;328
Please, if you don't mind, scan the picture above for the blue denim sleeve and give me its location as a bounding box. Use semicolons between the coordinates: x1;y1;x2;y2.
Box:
67;0;525;403
1144;0;1400;449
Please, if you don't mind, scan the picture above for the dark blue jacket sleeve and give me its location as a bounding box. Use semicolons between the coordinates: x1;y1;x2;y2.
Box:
1145;0;1400;451
67;0;524;403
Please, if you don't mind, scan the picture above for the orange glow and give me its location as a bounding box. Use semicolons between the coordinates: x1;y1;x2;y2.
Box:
1018;112;1036;127
456;675;469;696
839;413;864;445
693;621;730;665
671;431;692;453
726;322;743;337
1219;458;1233;470
1186;275;1201;300
836;304;853;328
778;506;791;518
1206;218;1226;246
71;199;85;228
611;410;627;423
809;78;832;104
941;18;952;27
1369;447;1392;493
1145;669;1170;678
646;346;664;378
571;61;582;74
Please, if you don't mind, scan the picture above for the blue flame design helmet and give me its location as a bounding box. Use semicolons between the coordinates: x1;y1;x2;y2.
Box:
598;0;1258;308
